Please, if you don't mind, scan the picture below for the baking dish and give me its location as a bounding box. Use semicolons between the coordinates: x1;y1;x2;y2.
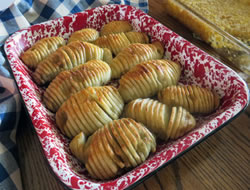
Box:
163;0;250;79
4;4;249;190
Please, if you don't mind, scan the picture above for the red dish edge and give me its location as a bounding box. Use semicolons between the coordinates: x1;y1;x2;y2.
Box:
4;4;249;190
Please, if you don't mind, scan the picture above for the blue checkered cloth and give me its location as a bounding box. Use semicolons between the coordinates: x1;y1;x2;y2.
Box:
0;1;148;189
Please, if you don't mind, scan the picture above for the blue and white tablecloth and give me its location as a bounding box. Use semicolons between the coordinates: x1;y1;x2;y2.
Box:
0;1;148;189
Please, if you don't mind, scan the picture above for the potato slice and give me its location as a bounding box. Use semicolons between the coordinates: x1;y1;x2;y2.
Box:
85;86;124;120
115;120;142;165
69;132;86;163
103;124;130;168
125;31;149;44
99;127;125;169
169;107;183;139
108;121;138;167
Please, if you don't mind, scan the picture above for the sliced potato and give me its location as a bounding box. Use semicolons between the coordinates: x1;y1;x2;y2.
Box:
70;118;156;180
158;85;220;114
123;98;196;140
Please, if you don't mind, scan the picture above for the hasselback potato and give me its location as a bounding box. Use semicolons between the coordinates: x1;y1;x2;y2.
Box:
21;36;65;69
158;85;220;114
33;41;112;85
118;59;181;102
123;98;196;140
43;60;111;112
56;86;124;138
68;28;99;44
94;32;149;56
110;41;164;79
100;20;133;36
70;118;156;180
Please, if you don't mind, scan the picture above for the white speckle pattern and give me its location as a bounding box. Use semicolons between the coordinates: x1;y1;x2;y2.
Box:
4;4;249;190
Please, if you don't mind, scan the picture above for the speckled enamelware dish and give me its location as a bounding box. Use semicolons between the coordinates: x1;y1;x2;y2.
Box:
4;4;249;190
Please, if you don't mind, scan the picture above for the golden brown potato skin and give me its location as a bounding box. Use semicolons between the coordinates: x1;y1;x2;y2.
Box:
43;60;111;112
68;28;99;44
100;20;133;36
123;98;196;141
94;33;130;56
56;86;124;138
32;41;112;85
110;41;164;79
158;85;220;114
94;32;149;56
118;59;181;102
69;118;156;180
125;31;149;44
20;36;65;69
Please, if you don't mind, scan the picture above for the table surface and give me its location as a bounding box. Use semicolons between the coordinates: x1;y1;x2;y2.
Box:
16;0;250;189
